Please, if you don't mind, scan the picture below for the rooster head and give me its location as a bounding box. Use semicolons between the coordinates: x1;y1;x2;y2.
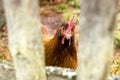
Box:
57;15;75;46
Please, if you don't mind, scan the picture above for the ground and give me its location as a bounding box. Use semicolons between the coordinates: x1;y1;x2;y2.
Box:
0;1;120;75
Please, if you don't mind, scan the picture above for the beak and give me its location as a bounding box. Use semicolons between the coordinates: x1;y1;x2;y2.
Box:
65;33;72;39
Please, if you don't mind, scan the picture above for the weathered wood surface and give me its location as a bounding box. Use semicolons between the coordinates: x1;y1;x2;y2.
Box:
2;0;46;80
78;0;118;80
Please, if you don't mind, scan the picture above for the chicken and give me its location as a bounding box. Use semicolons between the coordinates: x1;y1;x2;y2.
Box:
44;16;77;69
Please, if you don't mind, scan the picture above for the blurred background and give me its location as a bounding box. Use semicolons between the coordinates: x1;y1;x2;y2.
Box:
0;0;120;75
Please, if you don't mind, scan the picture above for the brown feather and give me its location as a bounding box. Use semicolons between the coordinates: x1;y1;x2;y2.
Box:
44;24;77;69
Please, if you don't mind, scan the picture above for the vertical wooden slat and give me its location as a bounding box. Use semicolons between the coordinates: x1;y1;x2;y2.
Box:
3;0;46;80
77;0;118;80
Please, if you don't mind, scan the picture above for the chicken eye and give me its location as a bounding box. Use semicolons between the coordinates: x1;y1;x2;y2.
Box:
60;27;65;31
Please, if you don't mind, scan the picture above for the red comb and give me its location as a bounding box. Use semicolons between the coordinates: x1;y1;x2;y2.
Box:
61;15;74;45
66;15;74;33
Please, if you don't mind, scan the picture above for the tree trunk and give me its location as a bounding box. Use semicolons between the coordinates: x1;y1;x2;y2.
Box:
2;0;46;80
77;0;118;80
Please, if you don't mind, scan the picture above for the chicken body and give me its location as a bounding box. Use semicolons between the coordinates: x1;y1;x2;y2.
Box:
44;22;77;69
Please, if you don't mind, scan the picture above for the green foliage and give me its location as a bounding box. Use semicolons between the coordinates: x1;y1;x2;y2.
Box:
62;10;78;23
55;3;68;12
115;57;120;74
114;27;120;49
63;12;72;22
68;0;80;8
117;58;120;69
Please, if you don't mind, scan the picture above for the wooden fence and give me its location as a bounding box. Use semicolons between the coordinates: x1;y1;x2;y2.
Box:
0;0;118;80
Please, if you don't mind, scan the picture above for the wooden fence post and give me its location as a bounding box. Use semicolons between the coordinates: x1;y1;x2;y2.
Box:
77;0;118;80
2;0;46;80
